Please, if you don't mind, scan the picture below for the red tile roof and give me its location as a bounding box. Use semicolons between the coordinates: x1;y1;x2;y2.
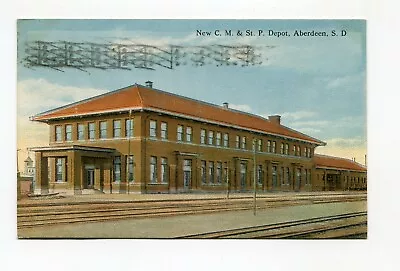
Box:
32;84;325;145
314;154;367;172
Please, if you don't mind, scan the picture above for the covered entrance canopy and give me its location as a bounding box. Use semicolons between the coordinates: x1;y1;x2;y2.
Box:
30;145;115;195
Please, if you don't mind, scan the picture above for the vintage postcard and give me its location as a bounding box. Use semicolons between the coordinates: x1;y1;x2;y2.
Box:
16;19;367;239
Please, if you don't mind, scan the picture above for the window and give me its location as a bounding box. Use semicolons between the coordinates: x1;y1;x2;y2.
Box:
113;120;121;138
216;162;222;184
286;167;290;184
55;125;62;142
208;131;214;145
100;121;107;139
209;161;214;183
258;139;262;152
285;143;289;155
77;124;85;140
177;125;183;141
280;143;284;154
200;129;206;144
56;158;64;182
126;155;134;182
293;145;296;155
252;139;256;151
216;132;221;146
257;165;263;185
161;158;168;183
150;156;157;183
241;136;246;149
296;146;300;156
304;147;307;157
224;162;228;183
88;122;95;140
235;135;240;148
272;141;276;153
150;120;157;137
186;127;192;142
65;125;72;141
113;156;121;183
161;122;167;139
267;140;271;152
201;160;207;184
223;133;229;147
126;119;134;137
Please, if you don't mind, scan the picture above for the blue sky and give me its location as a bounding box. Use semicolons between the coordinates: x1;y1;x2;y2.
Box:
16;19;367;165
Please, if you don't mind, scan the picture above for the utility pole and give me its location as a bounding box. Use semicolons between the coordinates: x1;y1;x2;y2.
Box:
127;110;133;195
253;139;257;216
226;162;230;199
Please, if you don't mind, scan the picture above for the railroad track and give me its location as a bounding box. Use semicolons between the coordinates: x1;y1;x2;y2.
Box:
177;211;367;239
17;194;367;229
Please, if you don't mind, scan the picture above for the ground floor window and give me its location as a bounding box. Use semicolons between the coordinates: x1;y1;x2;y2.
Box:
56;158;64;182
201;160;206;184
285;167;290;185
216;162;222;184
127;155;135;183
257;165;263;185
161;157;168;183
150;156;157;183
209;161;214;184
113;156;121;183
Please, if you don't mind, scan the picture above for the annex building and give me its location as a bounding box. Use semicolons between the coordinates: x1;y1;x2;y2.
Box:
30;81;367;195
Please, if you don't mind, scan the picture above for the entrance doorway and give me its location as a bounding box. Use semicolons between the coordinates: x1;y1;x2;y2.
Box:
295;168;301;191
183;159;192;191
86;169;95;189
240;162;247;191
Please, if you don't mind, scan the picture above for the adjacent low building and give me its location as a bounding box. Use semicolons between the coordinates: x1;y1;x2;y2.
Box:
29;81;366;195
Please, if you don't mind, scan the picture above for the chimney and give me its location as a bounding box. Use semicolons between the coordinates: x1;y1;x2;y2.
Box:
223;102;229;109
269;115;281;125
145;81;153;88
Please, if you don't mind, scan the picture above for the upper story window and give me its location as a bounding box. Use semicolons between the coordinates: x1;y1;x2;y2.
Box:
77;124;85;140
216;162;222;184
209;161;214;183
272;141;276;153
216;132;221;146
88;122;95;140
55;125;62;142
113;120;121;138
65;125;72;141
200;129;206;144
258;139;262;152
125;119;134;137
293;145;296;156
304;147;307;157
186;127;192;142
208;131;214;145
280;143;284;154
235;135;240;149
285;143;289;155
161;122;168;139
241;136;246;149
177;125;183;141
149;120;157;137
100;121;107;139
296;146;300;156
223;133;229;147
267;140;271;152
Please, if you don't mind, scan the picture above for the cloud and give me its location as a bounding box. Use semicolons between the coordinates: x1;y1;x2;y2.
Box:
229;104;252;113
279;111;317;121
17;79;108;167
324;137;366;148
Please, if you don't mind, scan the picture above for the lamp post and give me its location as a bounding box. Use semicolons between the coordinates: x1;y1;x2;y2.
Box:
253;139;257;216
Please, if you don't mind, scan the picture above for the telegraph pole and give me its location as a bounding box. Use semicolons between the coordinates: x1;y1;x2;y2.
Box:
226;162;230;199
253;139;257;216
127;110;132;194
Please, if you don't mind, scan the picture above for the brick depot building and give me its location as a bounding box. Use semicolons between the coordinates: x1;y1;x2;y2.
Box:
30;82;367;195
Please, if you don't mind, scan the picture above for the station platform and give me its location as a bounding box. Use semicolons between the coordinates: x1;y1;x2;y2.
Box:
18;191;367;205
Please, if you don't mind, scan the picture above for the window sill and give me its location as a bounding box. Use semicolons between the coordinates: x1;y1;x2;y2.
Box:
147;183;169;185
